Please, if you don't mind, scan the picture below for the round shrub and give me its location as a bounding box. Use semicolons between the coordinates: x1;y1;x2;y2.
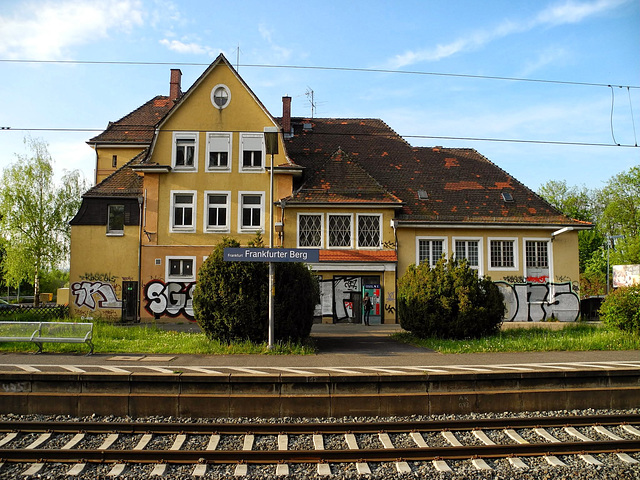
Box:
192;237;319;344
398;256;505;339
193;237;267;343
599;285;640;335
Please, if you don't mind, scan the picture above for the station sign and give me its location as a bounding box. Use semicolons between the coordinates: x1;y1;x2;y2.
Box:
223;248;320;263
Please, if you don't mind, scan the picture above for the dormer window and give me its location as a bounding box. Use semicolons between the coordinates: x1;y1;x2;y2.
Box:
502;192;514;202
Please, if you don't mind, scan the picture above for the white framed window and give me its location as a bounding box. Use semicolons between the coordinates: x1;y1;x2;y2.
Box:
210;84;231;109
166;256;196;282
298;213;323;248
204;191;230;232
170;191;196;233
488;238;518;271
238;192;264;233
524;238;551;282
106;204;125;236
328;214;353;248
416;237;447;267
172;132;198;171
206;132;231;171
239;133;264;171
453;237;483;274
357;214;382;249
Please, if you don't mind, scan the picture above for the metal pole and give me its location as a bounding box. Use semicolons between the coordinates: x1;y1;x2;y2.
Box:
264;127;278;350
268;150;275;349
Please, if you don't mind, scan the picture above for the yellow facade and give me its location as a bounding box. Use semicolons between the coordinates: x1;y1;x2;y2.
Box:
69;223;140;320
94;146;147;183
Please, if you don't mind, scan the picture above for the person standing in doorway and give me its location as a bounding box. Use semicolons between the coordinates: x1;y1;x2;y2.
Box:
363;292;372;326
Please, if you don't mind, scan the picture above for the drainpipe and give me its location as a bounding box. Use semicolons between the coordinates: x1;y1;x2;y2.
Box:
137;194;144;323
391;218;399;325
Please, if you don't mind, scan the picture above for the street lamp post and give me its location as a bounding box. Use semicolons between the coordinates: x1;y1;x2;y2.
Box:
264;127;279;349
606;234;624;294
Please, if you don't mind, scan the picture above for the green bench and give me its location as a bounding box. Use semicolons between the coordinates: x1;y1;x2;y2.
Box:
0;321;94;354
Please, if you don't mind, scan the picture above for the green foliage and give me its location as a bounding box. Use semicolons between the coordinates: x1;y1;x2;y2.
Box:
0;137;86;304
274;261;319;342
599;285;640;335
192;237;319;344
398;256;505;339
193;237;267;343
538;180;593;222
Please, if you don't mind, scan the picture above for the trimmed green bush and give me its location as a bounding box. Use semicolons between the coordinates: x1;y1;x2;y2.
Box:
599;285;640;335
398;256;505;339
192;237;318;344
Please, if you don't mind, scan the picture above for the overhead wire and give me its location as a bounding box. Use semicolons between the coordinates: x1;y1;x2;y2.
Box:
1;58;638;90
1;126;638;149
1;58;638;149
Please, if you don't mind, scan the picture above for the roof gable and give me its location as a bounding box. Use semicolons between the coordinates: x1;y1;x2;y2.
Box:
288;148;403;205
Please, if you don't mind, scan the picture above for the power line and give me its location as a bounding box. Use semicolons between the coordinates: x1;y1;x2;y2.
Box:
1;58;638;90
1;126;638;149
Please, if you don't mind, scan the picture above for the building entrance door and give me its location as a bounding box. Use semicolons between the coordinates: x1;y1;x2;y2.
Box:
121;281;139;322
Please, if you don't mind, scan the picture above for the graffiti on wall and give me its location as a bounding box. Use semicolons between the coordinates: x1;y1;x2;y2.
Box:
71;281;121;310
144;280;195;320
496;281;580;322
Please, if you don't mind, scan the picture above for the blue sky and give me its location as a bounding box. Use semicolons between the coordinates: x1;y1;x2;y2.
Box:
0;0;638;192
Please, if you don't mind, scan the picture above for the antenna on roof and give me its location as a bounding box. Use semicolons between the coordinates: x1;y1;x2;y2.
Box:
235;43;241;71
305;87;316;118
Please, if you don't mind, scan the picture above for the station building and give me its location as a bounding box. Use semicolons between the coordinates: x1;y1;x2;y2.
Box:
69;54;590;324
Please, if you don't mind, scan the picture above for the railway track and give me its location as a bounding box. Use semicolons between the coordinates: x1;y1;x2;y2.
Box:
0;414;639;478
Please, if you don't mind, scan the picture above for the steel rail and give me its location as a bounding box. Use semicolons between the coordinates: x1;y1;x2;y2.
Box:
0;440;639;464
0;414;639;435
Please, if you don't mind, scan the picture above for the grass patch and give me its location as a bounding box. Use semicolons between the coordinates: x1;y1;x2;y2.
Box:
392;323;640;354
0;320;315;355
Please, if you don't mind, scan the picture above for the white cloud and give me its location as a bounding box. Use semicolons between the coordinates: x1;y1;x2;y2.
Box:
386;0;628;68
0;0;144;60
258;24;292;61
159;38;215;56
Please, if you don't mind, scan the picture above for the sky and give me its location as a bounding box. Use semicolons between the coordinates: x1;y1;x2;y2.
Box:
0;0;638;193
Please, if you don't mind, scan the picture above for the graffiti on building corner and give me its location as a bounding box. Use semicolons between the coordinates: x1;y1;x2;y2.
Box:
496;281;579;322
144;280;195;320
71;281;122;310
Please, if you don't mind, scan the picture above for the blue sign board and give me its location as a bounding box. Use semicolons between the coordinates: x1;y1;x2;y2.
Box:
224;248;320;263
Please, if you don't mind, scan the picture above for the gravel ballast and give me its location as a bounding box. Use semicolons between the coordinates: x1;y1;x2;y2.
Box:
0;408;638;479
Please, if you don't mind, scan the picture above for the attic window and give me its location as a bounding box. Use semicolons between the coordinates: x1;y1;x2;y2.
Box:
417;190;429;200
211;84;230;109
502;192;514;202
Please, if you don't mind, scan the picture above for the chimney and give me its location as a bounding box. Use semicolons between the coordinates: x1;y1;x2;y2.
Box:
170;69;182;103
282;96;292;138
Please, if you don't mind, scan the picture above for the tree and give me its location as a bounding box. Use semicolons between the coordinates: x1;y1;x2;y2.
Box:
537;180;593;222
538;179;602;273
0;137;85;305
598;166;640;265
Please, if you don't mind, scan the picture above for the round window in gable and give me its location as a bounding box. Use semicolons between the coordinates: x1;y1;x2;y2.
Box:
211;84;231;109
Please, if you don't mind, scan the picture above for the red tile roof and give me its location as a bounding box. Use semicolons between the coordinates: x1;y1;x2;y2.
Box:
286;148;403;206
281;117;585;227
88;96;173;144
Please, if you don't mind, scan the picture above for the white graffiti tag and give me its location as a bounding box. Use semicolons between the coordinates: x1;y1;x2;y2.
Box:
496;281;579;322
144;280;195;320
71;281;122;309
